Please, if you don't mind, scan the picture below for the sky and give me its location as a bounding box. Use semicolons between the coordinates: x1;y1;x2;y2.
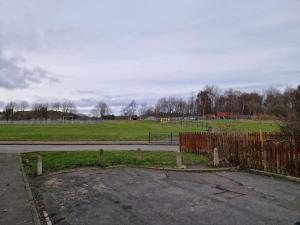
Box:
0;0;300;114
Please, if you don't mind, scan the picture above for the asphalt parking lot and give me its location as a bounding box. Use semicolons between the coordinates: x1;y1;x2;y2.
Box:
32;168;300;225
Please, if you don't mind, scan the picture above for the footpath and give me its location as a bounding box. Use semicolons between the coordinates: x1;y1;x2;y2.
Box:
0;153;40;225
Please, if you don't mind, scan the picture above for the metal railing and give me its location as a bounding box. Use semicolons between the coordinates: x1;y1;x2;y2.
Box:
148;132;178;145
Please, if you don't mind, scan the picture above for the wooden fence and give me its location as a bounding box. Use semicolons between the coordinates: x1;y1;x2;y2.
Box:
179;132;300;177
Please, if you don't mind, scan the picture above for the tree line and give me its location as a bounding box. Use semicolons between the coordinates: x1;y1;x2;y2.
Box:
153;85;300;119
1;101;77;121
1;84;300;120
139;85;300;119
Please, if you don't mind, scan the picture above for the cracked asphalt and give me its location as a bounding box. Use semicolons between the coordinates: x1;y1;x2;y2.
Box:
32;168;300;225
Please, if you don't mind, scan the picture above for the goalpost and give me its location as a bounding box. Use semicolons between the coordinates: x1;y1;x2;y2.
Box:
62;116;74;124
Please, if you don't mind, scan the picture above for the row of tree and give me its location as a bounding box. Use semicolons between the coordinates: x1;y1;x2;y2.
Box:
90;100;140;119
89;85;300;119
152;85;300;118
1;85;300;120
1;101;77;120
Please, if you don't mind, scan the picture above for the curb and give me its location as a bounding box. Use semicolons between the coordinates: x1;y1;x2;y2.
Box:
0;142;178;146
18;154;42;225
246;169;300;183
32;165;239;177
141;166;239;173
0;141;151;145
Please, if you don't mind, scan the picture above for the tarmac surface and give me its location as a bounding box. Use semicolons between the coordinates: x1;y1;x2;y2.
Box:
0;153;37;225
0;144;178;153
33;167;300;225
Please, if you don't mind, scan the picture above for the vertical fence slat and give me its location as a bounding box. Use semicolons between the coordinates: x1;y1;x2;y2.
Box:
179;132;300;177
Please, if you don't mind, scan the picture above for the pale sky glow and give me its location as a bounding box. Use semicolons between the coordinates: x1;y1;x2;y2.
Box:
0;0;300;114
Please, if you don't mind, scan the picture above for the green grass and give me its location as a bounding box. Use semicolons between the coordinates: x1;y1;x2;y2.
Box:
21;151;208;175
208;120;280;133
0;120;280;141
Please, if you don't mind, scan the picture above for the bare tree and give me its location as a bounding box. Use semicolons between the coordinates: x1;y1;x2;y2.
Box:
187;93;196;115
240;93;263;115
295;85;300;117
121;100;137;117
155;98;168;115
3;102;17;121
52;102;61;111
93;101;111;119
196;91;212;116
264;88;287;117
62;101;77;114
19;101;29;112
204;86;220;114
155;97;188;116
90;108;98;118
32;103;49;119
138;103;148;116
223;89;241;114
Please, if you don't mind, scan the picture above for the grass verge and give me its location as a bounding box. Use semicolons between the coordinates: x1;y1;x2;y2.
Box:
21;151;207;175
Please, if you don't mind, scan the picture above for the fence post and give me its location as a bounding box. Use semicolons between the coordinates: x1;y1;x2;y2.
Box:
260;130;267;171
99;149;104;162
170;132;173;145
176;152;182;167
148;132;151;144
136;148;142;161
295;143;299;177
275;142;280;174
37;153;43;176
213;147;220;167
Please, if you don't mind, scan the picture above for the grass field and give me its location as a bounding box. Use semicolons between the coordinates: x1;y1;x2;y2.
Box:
21;151;207;175
0;120;280;141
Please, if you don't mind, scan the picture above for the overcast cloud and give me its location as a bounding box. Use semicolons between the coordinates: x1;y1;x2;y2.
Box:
0;0;299;114
0;50;58;89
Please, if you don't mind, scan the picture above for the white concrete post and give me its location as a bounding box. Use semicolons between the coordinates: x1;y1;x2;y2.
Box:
176;152;182;167
213;147;220;167
37;153;43;176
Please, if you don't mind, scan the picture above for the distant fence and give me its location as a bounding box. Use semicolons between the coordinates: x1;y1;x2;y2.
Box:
161;120;211;131
179;132;300;177
148;132;178;145
0;120;98;125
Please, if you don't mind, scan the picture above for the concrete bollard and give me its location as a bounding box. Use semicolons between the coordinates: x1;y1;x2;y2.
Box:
213;147;220;167
176;152;182;167
37;153;43;176
136;148;142;161
99;149;104;162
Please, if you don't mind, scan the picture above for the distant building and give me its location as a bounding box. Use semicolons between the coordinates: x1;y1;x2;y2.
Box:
130;115;138;120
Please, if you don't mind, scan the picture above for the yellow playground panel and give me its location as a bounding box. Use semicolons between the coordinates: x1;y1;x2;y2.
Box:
160;117;171;124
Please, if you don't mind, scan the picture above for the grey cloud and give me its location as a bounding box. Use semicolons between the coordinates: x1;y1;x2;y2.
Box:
75;98;98;107
75;91;95;95
0;52;58;89
0;101;5;109
74;93;157;112
0;0;299;115
75;97;132;108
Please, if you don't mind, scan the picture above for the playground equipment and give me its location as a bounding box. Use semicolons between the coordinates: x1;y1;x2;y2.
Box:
160;117;171;124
